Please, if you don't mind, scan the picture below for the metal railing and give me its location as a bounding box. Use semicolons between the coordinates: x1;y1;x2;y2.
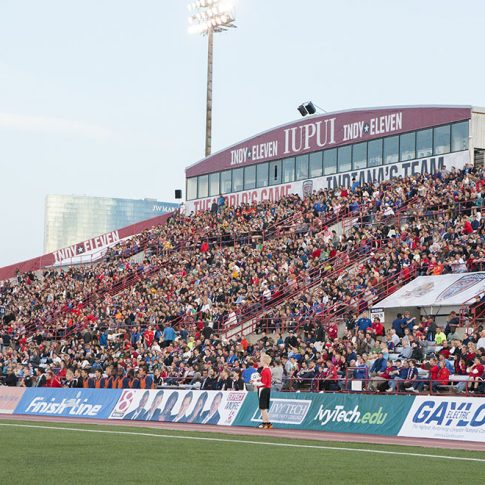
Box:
284;374;484;397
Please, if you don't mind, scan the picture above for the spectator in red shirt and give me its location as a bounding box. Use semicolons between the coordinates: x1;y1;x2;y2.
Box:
468;357;484;392
431;361;450;393
45;370;62;388
144;326;155;348
371;318;384;337
438;340;451;359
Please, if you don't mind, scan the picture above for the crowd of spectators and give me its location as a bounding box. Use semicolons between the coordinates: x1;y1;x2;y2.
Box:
1;164;485;394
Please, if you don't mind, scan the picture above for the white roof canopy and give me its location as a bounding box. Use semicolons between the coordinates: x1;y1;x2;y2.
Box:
373;273;485;309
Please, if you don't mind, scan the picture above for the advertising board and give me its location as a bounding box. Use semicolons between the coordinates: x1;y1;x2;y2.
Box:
233;392;414;436
0;387;25;414
14;388;122;419
109;389;247;426
398;396;485;442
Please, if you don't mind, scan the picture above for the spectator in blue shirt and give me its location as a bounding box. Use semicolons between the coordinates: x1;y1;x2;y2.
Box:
439;354;455;373
353;356;369;380
349;201;360;213
162;325;176;346
217;194;225;209
370;353;387;374
356;312;372;332
313;202;324;214
392;313;404;338
351;177;360;193
99;330;108;348
131;328;141;346
387;360;413;392
403;311;416;333
241;361;258;383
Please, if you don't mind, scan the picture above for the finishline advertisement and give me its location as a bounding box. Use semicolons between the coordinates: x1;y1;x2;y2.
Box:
398;396;485;443
14;388;122;419
108;389;247;426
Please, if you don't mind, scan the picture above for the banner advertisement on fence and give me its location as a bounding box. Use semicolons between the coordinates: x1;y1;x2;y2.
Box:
0;387;25;414
14;388;122;419
398;396;485;442
3;386;484;444
233;392;414;436
109;389;247;426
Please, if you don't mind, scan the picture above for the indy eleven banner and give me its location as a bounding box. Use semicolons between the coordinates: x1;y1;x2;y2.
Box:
0;212;173;281
1;387;483;442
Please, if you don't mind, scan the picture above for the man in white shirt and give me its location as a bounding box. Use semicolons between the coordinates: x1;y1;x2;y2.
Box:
477;330;485;351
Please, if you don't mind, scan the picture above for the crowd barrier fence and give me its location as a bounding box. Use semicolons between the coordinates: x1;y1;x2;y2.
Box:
1;387;483;442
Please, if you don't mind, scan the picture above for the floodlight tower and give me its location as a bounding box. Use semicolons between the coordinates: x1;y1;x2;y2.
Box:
188;0;237;157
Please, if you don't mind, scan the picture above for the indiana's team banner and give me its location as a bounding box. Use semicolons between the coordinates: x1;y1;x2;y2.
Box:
14;388;122;419
108;389;247;426
186;150;468;213
233;392;414;436
398;396;485;443
0;387;25;414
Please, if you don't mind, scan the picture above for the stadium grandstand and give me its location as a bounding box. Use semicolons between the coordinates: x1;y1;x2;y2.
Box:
2;2;485;483
1;127;484;397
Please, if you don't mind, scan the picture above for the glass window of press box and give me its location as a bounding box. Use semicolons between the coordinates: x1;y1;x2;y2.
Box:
186;120;469;199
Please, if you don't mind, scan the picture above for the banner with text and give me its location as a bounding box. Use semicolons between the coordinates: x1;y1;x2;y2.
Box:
108;389;247;426
398;396;485;442
0;387;26;414
233;392;414;436
187;151;468;213
14;388;122;419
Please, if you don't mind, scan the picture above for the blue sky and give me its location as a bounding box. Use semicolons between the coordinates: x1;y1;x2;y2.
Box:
1;0;484;266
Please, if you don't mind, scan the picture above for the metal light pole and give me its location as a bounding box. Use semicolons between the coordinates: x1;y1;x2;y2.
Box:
205;28;214;157
188;0;236;157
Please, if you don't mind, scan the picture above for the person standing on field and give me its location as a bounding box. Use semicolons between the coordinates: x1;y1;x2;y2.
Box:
255;354;273;429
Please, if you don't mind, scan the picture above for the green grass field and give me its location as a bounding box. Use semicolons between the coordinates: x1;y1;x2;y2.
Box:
0;420;483;484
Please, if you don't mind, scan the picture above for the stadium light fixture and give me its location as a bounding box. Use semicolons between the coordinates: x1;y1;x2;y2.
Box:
188;0;237;157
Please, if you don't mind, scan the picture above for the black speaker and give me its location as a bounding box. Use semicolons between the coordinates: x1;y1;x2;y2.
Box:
305;102;316;115
175;189;182;199
297;104;308;117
